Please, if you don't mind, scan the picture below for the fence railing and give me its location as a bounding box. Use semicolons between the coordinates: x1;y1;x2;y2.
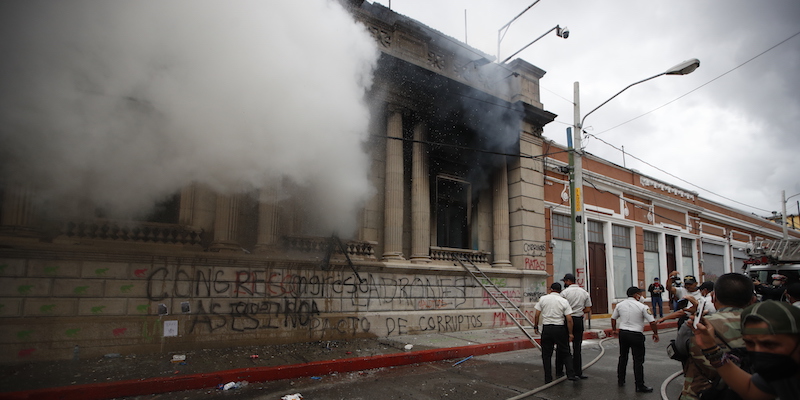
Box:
61;220;205;246
430;246;491;264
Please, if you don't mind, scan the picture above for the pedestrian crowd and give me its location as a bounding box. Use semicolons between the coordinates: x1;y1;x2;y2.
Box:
534;270;800;399
638;270;799;399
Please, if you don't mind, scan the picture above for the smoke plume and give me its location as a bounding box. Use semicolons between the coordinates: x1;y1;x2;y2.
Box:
0;0;379;236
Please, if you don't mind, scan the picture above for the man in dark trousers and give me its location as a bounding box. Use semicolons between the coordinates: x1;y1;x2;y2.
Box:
558;273;592;379
648;277;664;318
612;286;660;393
533;282;578;383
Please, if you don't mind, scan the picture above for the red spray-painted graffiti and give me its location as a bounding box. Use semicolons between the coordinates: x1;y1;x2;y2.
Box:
524;257;546;270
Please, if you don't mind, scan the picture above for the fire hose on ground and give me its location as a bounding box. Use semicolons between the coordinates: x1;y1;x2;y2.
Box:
504;328;680;400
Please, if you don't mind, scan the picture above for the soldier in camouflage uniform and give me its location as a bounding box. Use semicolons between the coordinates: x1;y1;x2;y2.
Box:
679;273;754;400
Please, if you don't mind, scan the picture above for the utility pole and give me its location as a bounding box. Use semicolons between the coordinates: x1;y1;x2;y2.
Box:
570;82;586;286
783;190;789;239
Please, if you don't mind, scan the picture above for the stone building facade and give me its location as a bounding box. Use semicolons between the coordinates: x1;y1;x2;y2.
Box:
0;2;556;362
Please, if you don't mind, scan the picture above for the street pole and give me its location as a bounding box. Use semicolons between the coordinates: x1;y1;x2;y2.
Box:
571;82;586;287
565;58;700;302
783;190;788;239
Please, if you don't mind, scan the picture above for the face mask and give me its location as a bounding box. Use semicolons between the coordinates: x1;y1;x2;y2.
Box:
638;295;647;303
750;351;800;381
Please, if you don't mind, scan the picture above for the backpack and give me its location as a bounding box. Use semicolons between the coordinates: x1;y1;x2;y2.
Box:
666;323;693;362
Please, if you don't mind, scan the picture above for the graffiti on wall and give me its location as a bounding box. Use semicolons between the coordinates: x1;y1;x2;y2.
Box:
523;242;547;270
141;267;488;338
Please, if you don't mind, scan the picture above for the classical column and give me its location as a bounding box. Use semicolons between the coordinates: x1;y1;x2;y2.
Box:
410;120;431;263
383;106;405;260
254;185;280;253
209;193;241;252
492;159;512;267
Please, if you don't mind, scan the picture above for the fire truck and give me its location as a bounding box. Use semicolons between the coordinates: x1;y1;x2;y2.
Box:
743;239;800;286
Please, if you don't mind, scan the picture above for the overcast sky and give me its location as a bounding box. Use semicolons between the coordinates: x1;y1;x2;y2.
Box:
373;0;800;218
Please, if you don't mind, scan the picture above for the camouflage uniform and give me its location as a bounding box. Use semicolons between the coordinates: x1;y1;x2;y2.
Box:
679;307;744;400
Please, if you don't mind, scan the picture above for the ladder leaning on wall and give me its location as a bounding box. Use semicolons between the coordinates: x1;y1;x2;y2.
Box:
456;257;542;350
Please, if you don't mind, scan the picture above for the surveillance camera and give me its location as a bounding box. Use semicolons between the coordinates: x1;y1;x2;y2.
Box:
558;27;569;39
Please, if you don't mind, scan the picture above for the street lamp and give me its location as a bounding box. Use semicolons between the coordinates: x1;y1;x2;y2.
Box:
569;58;701;290
781;190;800;239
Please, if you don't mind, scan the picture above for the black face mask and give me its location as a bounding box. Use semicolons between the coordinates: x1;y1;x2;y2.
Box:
750;351;800;381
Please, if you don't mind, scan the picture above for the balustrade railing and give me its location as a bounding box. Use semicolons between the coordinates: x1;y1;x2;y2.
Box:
430;246;491;264
282;235;377;259
61;220;204;246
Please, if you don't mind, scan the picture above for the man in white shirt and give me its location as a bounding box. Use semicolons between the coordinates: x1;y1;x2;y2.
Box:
611;286;660;393
534;282;578;383
698;281;717;314
558;273;592;379
659;273;703;327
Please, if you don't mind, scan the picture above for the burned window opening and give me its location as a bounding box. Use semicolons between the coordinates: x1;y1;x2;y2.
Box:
436;175;471;249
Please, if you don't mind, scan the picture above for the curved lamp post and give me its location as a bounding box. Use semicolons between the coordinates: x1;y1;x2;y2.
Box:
569;58;701;299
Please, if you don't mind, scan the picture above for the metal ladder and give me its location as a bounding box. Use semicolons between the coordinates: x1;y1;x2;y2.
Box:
456;257;541;350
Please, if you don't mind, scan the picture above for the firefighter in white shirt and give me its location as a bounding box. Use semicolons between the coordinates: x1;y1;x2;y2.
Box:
611;286;660;393
558;273;592;379
533;282;578;383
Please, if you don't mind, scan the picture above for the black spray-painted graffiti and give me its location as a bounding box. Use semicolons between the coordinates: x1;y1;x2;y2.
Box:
146;267;486;338
385;314;483;336
187;298;372;339
146;267;471;307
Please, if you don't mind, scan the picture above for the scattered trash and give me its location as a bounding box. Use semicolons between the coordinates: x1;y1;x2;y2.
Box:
103;353;121;359
220;381;249;391
310;376;322;380
345;351;352;355
250;354;259;359
281;393;303;400
404;344;414;350
171;354;186;363
452;355;473;366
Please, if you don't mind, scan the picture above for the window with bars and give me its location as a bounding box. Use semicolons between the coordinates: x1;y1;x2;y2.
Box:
588;220;604;243
612;224;631;248
552;214;572;240
643;231;661;284
612;225;633;298
681;238;694;273
681;238;694;257
551;213;573;285
644;231;659;252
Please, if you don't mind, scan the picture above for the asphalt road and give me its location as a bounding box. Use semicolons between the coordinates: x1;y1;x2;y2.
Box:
133;329;685;400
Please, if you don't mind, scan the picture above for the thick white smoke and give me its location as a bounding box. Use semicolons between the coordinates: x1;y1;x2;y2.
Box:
0;0;378;236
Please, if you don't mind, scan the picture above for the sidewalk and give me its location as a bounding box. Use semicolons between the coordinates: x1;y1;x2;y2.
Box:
0;317;676;400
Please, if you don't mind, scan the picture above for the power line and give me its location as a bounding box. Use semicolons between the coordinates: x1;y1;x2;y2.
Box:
587;134;771;214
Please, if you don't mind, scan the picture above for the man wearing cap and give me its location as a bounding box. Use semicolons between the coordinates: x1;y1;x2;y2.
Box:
754;274;787;301
611;286;660;393
533;282;578;383
648;277;664;318
690;300;800;399
679;273;753;400
659;272;703;327
558;273;592;379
